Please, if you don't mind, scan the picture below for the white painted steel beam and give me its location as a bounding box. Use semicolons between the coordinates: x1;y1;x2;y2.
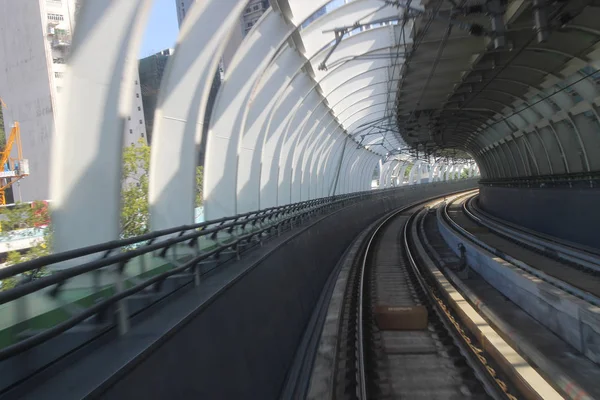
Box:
51;0;152;255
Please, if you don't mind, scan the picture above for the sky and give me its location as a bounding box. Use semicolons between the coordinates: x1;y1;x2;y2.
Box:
139;0;179;58
138;0;348;59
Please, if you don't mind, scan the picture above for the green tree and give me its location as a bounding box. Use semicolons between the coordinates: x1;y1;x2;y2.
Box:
195;165;203;208
0;104;6;151
120;140;204;238
0;140;205;289
121;140;151;238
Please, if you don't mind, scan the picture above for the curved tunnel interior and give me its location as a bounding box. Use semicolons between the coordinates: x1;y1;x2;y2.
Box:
47;0;600;252
3;1;600;397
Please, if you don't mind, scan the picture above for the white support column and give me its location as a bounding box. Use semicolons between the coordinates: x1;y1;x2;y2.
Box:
337;141;357;195
313;128;341;198
236;45;303;213
357;152;374;192
149;0;248;230
385;160;399;187
51;0;152;255
326;135;349;196
442;164;450;181
204;9;293;219
365;154;379;190
344;149;361;194
317;132;343;197
289;102;330;201
390;161;402;187
351;153;366;193
295;108;332;201
429;162;440;182
398;163;408;185
304;124;337;200
263;75;314;207
352;149;367;193
380;160;393;188
408;161;419;185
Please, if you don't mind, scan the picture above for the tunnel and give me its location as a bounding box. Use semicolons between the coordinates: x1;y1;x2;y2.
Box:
2;0;600;399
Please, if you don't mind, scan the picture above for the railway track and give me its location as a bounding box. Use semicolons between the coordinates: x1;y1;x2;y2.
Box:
443;193;600;305
333;197;519;400
465;196;600;273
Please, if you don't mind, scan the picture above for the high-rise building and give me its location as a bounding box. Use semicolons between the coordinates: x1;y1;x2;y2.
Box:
139;49;174;145
0;0;146;202
175;0;269;73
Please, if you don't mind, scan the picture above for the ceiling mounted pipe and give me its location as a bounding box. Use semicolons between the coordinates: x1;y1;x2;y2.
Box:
488;0;506;49
533;0;550;43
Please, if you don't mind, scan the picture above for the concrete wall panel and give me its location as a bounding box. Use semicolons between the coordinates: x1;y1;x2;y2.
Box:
479;185;600;249
98;181;476;400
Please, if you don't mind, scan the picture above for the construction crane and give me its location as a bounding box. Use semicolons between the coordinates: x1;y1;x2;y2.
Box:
0;98;29;205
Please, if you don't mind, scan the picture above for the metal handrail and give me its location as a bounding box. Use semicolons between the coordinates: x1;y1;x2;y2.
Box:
0;194;348;280
0;186;408;360
0;181;473;362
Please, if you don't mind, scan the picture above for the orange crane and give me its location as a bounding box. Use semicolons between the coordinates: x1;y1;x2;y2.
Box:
0;98;29;205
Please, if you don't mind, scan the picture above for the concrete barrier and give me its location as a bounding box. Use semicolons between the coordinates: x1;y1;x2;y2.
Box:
92;181;477;400
479;185;600;249
437;207;600;364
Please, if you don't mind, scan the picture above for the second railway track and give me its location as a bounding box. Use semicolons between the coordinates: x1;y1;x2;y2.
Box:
444;193;600;304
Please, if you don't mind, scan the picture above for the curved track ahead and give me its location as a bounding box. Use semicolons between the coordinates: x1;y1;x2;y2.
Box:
334;195;515;400
445;194;600;300
363;210;489;399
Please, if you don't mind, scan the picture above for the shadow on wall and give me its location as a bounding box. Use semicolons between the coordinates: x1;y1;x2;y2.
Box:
99;181;477;400
478;185;600;249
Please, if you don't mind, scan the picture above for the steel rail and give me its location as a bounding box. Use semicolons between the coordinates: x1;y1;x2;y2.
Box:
465;195;600;272
355;187;479;399
442;194;600;307
353;189;507;399
342;186;478;400
404;207;508;400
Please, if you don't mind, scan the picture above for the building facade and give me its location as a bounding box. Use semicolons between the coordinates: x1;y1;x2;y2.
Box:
139;49;174;145
174;0;270;164
241;0;270;35
0;0;146;203
175;0;269;73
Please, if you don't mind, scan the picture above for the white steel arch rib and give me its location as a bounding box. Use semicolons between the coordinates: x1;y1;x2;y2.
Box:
50;0;600;249
51;0;425;250
204;1;413;218
51;1;153;254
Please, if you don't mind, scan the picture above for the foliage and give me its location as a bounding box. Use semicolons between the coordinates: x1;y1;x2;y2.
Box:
460;169;470;179
0;105;5;151
0;139;205;291
0;201;51;290
120;140;204;239
433;148;472;161
404;163;413;178
121;140;151;239
196;166;203;208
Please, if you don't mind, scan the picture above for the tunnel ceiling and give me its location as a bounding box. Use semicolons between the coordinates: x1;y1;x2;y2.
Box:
292;0;600;170
295;0;410;156
382;0;600;179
